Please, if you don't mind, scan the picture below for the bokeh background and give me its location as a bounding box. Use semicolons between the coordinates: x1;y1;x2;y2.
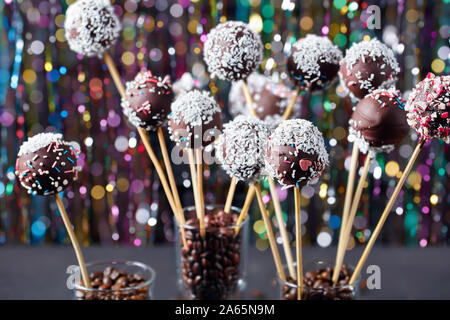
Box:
0;0;449;252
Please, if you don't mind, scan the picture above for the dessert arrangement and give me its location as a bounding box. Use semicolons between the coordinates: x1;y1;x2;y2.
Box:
11;0;449;301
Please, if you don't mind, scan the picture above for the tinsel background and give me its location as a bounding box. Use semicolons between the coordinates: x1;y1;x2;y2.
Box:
0;0;449;250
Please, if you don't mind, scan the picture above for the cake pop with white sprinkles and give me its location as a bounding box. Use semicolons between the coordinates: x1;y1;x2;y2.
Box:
349;87;410;154
340;38;400;100
229;73;303;127
169;90;223;148
216;116;271;183
15;133;80;196
204;21;263;81
64;0;121;57
121;70;173;131
405;73;450;143
266;119;329;188
287;34;343;92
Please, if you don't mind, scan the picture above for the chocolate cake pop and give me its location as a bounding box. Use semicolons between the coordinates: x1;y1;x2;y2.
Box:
216;116;271;183
405;73;450;143
121;71;173;131
349;88;410;154
229;73;303;127
169;90;223;148
15;133;80;196
64;0;121;57
340;38;400;100
287;34;343;92
204;21;263;81
266;119;329;188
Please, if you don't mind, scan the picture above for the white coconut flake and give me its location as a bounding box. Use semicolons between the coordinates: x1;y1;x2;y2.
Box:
18;133;64;156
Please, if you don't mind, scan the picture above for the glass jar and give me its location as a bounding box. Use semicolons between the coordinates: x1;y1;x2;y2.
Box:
71;260;156;300
277;260;361;300
175;204;249;300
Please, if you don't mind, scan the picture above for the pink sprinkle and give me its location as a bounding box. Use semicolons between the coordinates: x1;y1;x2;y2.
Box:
47;143;53;152
441;112;448;119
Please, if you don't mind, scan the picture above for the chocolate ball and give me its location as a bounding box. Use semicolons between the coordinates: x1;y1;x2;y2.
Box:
15;133;80;196
265;119;329;188
349;88;410;154
287;34;343;92
169;90;223;148
204;21;263;81
64;0;121;57
121;71;173;131
405;73;450;143
340;38;400;100
216;116;271;183
228;73;305;127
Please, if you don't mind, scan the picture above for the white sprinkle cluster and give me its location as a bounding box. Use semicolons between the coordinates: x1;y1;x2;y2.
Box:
216;116;271;183
64;0;121;57
405;73;450;143
290;34;343;78
229;73;301;127
204;21;263;81
172;73;201;96
18;133;63;156
169;90;222;145
266;119;329;187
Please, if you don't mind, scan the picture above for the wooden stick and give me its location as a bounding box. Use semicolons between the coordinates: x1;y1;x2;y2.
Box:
332;152;371;283
196;148;205;234
187;149;204;238
103;52;126;98
349;140;425;284
268;178;296;280
254;182;286;281
224;177;237;214
55;193;91;288
294;186;303;300
234;185;256;235
282;87;301;120
241;81;257;117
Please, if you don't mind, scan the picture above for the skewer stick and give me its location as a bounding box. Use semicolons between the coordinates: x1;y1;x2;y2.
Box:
241;82;257;117
282;87;301;120
349;140;425;284
294;186;303;300
332;152;371;283
187;149;205;238
55;194;91;288
269;178;296;280
103;52;126;97
234;185;256;235
224;177;237;214
254;182;286;281
196;148;205;232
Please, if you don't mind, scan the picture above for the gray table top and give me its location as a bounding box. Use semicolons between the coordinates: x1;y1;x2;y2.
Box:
0;245;449;300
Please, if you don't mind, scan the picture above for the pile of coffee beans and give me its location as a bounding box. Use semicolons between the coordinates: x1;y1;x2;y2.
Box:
75;266;149;300
179;210;243;300
282;264;356;300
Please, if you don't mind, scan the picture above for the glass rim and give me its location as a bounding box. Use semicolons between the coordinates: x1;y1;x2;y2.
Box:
277;260;361;289
175;204;249;230
73;260;156;292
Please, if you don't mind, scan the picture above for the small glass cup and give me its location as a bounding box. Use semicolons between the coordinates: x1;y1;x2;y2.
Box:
175;204;249;300
71;261;156;300
277;260;361;300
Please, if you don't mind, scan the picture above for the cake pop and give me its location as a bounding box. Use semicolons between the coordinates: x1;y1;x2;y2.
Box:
340;38;400;100
204;21;263;81
229;73;304;127
64;0;121;57
15;133;80;196
349;87;410;154
216;116;271;183
287;34;343;92
121;71;173;131
405;73;450;143
169;90;223;148
266;119;329;188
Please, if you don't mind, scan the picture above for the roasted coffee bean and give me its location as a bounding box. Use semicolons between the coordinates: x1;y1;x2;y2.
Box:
75;266;149;300
179;210;243;300
281;264;357;301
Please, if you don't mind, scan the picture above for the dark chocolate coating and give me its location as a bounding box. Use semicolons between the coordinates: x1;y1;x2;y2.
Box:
351;92;409;147
287;57;339;92
16;143;78;196
340;56;396;99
